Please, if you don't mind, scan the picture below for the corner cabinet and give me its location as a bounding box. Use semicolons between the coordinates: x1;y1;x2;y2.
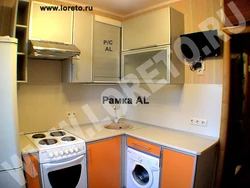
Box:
121;7;184;84
23;153;41;188
87;136;121;188
29;1;73;43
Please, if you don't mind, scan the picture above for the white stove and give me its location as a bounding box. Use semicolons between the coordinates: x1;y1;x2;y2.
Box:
26;130;86;164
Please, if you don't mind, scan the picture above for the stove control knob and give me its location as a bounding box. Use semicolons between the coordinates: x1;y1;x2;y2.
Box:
48;153;54;158
69;148;74;153
54;152;59;157
74;148;79;152
64;150;69;155
59;151;64;156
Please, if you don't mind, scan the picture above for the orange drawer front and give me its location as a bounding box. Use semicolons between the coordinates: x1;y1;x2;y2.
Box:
127;136;161;156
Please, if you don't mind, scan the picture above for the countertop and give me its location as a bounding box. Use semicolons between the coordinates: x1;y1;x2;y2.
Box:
19;134;38;155
19;120;218;156
126;126;218;155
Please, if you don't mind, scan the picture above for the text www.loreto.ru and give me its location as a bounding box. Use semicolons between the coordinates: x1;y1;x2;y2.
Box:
40;5;93;11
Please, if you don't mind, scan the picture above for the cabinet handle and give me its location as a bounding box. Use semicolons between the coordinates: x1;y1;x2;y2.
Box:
132;142;151;150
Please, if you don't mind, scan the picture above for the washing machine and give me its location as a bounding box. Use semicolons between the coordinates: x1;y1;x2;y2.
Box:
126;147;160;188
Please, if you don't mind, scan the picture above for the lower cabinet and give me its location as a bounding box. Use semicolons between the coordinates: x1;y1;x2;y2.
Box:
87;136;121;188
161;148;195;188
161;146;217;188
23;154;41;188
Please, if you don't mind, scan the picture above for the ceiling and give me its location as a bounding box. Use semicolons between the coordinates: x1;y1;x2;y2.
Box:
60;0;178;17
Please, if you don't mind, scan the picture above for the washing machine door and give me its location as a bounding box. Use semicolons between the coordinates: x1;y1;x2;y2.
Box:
129;162;153;188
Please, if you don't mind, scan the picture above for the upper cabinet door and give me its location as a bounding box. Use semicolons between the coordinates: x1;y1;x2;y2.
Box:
93;21;121;82
122;8;171;51
29;1;73;43
71;11;93;83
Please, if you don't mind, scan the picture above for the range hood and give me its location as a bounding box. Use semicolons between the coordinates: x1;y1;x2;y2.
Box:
28;40;80;60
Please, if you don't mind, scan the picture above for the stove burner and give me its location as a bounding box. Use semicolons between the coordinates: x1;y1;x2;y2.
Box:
61;136;76;142
32;133;46;139
39;139;58;145
50;131;66;137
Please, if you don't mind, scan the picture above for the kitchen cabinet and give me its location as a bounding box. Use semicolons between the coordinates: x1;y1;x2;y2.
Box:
127;136;161;156
29;1;73;43
61;15;121;83
122;7;184;51
161;146;217;188
87;136;121;188
15;0;30;82
121;7;184;84
61;11;93;83
161;148;195;188
23;154;41;188
93;21;121;82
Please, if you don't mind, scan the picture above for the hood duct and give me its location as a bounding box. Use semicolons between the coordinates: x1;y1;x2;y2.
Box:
28;40;80;60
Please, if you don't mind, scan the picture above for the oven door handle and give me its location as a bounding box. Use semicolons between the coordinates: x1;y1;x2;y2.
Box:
42;155;84;170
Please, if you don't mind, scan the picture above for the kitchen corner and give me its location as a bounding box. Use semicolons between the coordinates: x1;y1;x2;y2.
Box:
20;119;218;156
1;0;235;187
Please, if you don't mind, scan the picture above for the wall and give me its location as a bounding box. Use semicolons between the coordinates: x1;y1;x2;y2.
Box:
18;0;224;137
18;59;122;133
121;84;222;137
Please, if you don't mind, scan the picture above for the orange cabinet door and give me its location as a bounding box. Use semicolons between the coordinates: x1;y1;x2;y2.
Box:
87;136;121;188
161;148;196;188
23;154;40;188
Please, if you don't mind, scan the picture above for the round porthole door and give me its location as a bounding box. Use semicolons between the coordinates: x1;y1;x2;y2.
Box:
130;162;153;188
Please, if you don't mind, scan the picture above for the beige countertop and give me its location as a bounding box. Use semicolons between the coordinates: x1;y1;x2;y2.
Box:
19;134;38;155
126;126;218;155
62;120;148;143
19;120;218;156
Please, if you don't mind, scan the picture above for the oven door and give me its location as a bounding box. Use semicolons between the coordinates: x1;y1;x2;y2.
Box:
40;155;87;188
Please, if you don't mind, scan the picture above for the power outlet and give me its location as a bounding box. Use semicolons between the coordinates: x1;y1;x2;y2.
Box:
189;117;207;127
67;111;76;118
197;62;205;76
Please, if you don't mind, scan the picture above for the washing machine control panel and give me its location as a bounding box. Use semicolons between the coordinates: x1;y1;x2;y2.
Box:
127;147;160;169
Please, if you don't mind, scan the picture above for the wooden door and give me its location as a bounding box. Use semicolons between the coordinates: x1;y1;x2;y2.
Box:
161;148;195;188
87;136;121;188
23;154;40;188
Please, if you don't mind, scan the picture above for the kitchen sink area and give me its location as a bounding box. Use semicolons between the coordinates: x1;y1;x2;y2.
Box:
104;122;133;130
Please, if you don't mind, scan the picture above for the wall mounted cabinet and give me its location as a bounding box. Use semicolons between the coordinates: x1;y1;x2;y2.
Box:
61;11;93;83
93;21;121;82
62;15;121;83
122;7;184;51
29;1;73;43
122;7;184;84
15;0;30;82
